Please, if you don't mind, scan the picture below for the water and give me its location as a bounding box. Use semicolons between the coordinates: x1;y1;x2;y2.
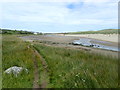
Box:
73;38;120;52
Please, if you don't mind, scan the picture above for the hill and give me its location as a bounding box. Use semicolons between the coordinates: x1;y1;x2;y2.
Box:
0;29;34;34
67;29;119;34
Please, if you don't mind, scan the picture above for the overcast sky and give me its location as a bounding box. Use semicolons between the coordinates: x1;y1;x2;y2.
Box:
0;0;119;33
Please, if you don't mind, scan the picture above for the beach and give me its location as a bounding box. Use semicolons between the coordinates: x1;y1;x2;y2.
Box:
65;34;118;43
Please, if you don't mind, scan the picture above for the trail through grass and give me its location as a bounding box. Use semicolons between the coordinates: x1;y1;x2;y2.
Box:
2;35;118;88
30;45;49;88
32;46;49;88
34;44;118;88
2;35;50;88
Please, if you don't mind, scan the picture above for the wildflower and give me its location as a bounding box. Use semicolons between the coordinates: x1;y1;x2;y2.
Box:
75;83;77;87
82;79;85;82
59;74;62;77
94;73;96;75
75;74;79;77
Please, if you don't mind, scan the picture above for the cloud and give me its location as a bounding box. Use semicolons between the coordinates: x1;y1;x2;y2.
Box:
0;0;119;2
1;0;118;32
0;0;80;3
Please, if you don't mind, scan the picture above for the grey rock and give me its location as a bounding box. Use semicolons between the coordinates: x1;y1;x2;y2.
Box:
4;66;28;77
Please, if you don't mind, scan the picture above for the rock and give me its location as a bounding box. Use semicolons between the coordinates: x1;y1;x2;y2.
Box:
90;44;94;47
72;39;92;47
4;66;28;77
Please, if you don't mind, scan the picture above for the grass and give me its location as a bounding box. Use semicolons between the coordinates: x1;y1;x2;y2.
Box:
2;35;34;88
30;45;48;87
33;44;118;88
68;29;119;34
2;34;118;88
0;34;2;89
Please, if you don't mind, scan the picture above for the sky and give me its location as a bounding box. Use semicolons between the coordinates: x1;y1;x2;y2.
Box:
0;0;119;33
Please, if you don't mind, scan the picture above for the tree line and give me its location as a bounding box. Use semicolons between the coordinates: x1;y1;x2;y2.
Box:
0;29;43;35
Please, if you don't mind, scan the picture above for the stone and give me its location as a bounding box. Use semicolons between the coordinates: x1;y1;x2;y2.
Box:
4;66;28;77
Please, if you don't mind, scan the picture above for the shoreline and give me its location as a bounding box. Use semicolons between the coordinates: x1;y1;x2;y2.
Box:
20;34;119;58
64;34;118;43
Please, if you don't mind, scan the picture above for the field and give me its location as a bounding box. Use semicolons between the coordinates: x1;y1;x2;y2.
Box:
2;35;118;88
0;34;2;89
33;44;118;88
2;35;35;88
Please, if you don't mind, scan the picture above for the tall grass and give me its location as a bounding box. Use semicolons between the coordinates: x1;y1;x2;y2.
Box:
0;34;2;89
34;44;118;88
2;35;34;88
2;35;118;88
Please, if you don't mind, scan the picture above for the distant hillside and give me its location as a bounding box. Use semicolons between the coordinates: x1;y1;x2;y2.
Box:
68;29;119;34
0;29;34;34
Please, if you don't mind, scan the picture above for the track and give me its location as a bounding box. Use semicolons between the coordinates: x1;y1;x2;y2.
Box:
30;45;49;88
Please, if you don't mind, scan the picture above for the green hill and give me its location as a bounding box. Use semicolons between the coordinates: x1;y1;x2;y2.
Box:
0;29;34;34
68;29;119;34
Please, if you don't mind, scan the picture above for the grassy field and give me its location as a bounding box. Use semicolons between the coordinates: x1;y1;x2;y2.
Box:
34;44;118;88
2;35;118;88
67;29;119;34
0;34;2;89
2;35;35;88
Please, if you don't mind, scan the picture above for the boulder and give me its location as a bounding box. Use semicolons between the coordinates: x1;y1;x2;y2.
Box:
4;66;28;77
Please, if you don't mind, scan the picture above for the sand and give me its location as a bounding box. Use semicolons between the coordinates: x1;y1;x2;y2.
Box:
65;34;118;43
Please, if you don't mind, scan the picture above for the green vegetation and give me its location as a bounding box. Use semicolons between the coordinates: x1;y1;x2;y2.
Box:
68;29;119;34
0;34;2;89
34;44;118;88
1;28;119;35
1;29;34;34
2;35;34;88
2;35;118;88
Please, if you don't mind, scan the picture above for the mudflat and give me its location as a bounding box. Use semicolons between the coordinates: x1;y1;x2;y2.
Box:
20;34;119;58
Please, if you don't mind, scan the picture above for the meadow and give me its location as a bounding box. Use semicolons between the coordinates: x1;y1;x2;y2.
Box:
34;44;118;88
2;35;118;88
0;34;2;89
2;35;34;88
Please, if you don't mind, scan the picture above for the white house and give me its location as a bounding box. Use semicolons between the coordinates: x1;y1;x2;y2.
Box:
34;32;37;35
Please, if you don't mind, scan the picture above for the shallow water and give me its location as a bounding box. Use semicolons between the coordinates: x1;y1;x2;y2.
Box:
73;38;120;52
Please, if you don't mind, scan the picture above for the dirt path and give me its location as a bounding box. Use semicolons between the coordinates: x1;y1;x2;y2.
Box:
32;49;40;88
28;46;40;88
30;45;49;88
34;48;49;88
